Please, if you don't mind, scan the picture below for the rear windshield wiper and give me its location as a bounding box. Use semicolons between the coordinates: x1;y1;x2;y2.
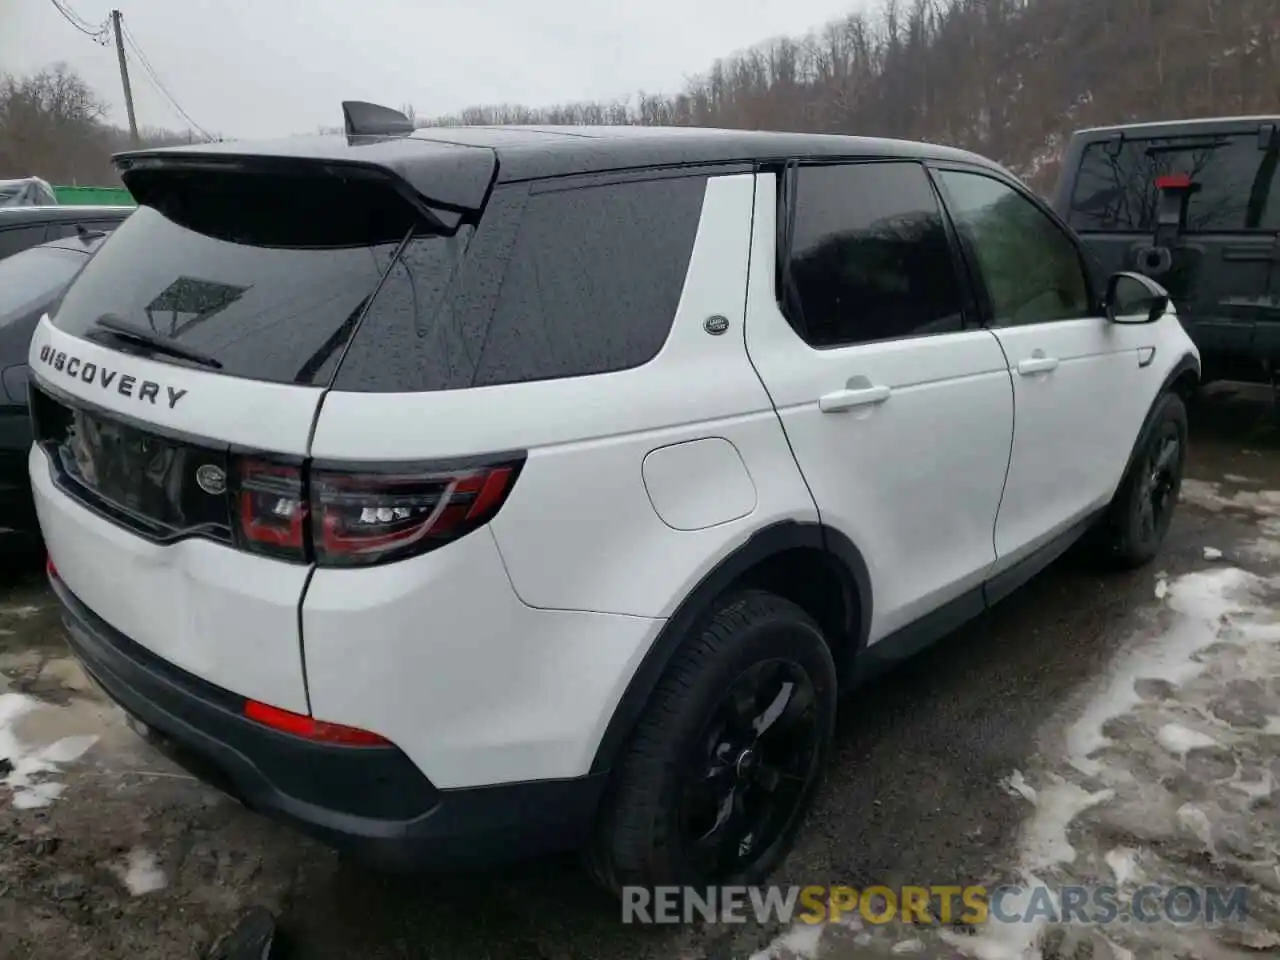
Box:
91;313;223;370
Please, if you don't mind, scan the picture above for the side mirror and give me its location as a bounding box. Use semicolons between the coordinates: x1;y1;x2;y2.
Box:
1105;271;1169;324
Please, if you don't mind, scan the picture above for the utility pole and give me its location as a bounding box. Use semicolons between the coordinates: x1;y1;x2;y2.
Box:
111;10;139;146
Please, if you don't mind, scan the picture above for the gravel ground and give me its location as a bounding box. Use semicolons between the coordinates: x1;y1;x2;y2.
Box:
2;382;1280;959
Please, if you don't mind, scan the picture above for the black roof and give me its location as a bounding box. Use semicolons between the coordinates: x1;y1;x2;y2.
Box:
0;204;134;227
115;126;1003;212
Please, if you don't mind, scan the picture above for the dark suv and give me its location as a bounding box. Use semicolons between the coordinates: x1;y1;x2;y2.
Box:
1;230;112;527
1051;116;1280;386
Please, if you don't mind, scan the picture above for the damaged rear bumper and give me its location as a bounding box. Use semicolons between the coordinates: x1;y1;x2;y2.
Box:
49;571;607;870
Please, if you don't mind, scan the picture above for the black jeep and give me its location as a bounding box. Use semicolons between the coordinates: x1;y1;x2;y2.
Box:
1051;116;1280;386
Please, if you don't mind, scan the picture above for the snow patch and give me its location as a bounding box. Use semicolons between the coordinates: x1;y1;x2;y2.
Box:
112;847;166;896
0;693;97;809
947;567;1271;959
1175;803;1215;853
1155;722;1217;757
1001;769;1036;804
1202;546;1223;561
1066;568;1251;770
1104;848;1140;887
748;921;824;960
1022;776;1113;871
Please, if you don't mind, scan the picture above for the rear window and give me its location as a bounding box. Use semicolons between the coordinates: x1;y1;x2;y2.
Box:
332;174;707;392
49;173;706;391
1067;133;1280;232
50;204;403;386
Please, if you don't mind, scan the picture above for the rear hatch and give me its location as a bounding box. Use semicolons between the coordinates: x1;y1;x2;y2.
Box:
28;142;494;710
1054;119;1280;364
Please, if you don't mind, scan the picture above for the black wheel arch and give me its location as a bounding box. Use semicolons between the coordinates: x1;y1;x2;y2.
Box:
1117;351;1198;487
588;519;871;776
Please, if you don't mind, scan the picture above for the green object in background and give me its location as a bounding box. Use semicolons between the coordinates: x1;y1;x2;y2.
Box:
51;185;136;206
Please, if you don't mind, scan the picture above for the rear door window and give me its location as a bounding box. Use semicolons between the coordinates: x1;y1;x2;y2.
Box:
1068;133;1280;232
333;175;707;392
781;161;966;347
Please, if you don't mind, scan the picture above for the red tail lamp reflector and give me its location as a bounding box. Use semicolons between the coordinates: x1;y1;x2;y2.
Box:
1155;173;1192;190
243;700;391;747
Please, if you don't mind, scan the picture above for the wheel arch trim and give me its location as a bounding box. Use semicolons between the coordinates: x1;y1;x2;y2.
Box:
588;519;871;775
1114;350;1198;497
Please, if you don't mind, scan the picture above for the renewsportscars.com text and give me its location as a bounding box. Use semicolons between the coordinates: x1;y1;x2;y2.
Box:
621;884;1250;926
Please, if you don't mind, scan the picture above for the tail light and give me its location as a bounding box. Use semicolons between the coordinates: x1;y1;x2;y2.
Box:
233;459;308;560
230;454;524;567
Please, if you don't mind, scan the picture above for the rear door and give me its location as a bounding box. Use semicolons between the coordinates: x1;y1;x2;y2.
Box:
933;166;1151;573
26;165;467;712
745;161;1014;643
1062;125;1280;365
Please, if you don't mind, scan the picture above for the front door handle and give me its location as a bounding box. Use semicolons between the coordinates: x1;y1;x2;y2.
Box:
819;384;892;413
1016;355;1059;376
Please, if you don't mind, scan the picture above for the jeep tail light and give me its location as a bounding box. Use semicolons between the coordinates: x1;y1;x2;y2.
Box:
233;459;308;561
311;459;523;567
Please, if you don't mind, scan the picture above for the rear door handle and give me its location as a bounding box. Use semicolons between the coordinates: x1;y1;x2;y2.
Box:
1016;356;1059;376
819;384;892;413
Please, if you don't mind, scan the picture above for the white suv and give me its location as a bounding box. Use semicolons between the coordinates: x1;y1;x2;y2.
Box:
27;105;1198;896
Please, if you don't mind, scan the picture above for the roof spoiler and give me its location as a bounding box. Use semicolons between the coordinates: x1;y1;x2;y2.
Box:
342;100;415;140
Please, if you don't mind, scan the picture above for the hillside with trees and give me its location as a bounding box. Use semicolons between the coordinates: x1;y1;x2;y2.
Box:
422;0;1280;191
4;0;1277;192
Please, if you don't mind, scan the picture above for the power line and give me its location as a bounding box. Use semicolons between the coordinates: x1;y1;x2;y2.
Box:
119;18;214;141
49;0;109;43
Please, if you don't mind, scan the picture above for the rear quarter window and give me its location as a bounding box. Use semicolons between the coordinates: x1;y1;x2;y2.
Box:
333;174;707;392
1068;133;1280;232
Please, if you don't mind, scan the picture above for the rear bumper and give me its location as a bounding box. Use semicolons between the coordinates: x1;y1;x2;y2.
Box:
51;572;607;870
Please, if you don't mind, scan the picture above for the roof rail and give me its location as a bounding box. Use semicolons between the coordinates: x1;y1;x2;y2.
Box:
342;100;415;140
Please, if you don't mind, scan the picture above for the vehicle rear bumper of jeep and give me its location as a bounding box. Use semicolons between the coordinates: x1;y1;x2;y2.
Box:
50;570;607;870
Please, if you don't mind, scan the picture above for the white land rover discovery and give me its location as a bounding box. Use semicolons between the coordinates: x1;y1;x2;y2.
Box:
28;103;1198;897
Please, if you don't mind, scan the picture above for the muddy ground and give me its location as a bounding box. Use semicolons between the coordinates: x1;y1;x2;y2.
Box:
3;384;1280;959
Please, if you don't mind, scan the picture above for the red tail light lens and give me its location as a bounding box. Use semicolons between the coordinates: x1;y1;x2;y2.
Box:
311;459;523;567
228;453;524;567
232;459;308;561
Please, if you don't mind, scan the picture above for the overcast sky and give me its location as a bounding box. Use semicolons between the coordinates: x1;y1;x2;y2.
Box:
3;0;868;140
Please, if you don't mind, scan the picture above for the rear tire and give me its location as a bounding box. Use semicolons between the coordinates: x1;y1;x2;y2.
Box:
1093;391;1188;569
586;590;837;897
